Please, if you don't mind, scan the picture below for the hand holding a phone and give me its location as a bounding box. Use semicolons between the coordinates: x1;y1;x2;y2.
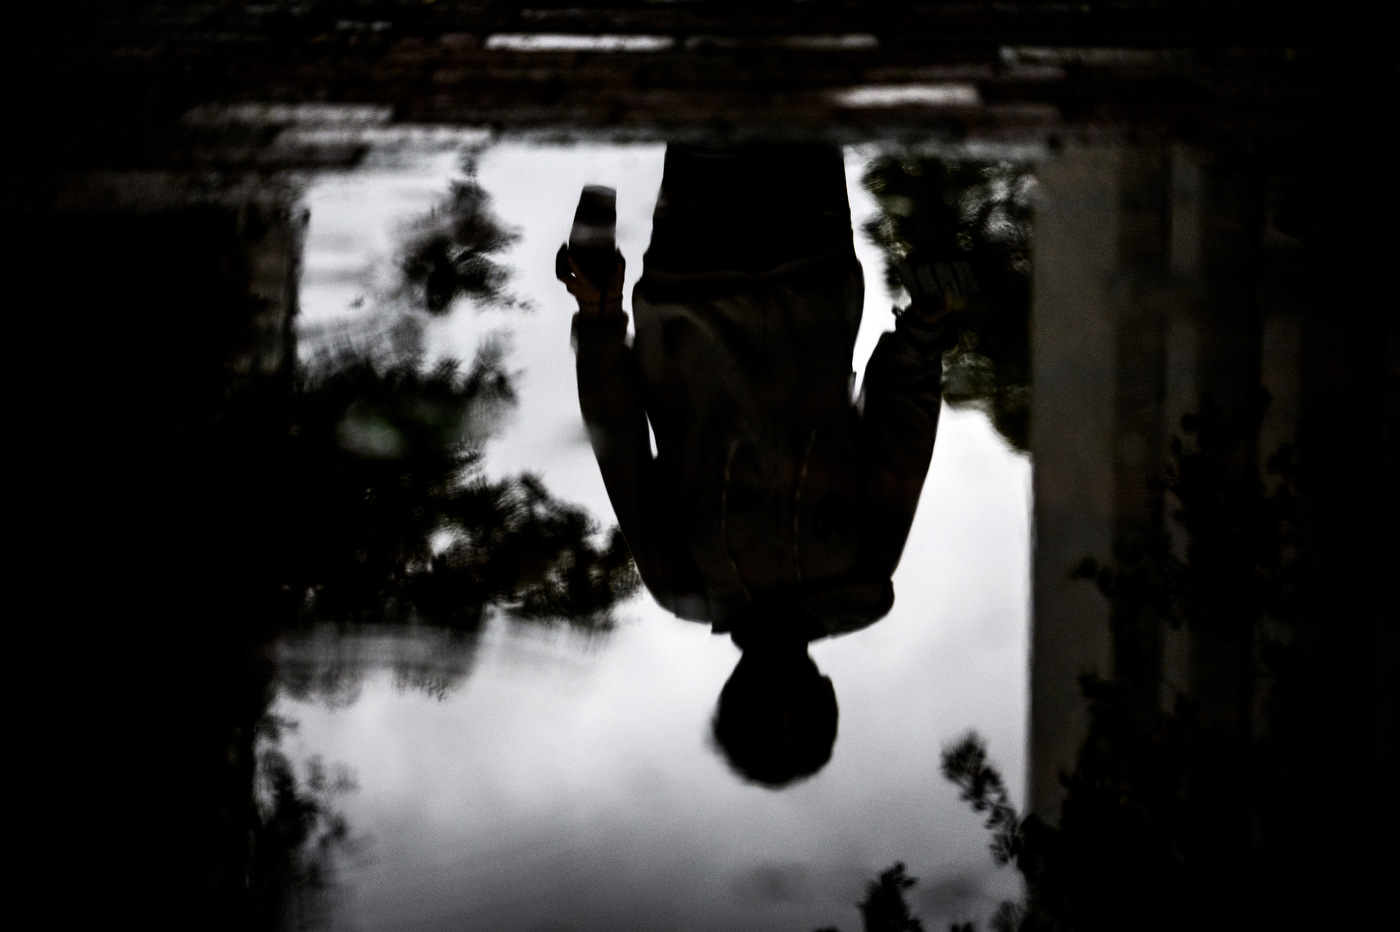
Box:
557;243;627;320
558;185;626;320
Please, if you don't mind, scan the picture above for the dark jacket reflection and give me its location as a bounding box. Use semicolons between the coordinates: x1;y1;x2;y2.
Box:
568;144;950;647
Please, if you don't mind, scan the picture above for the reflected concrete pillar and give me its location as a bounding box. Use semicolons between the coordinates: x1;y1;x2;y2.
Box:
1029;140;1276;820
1158;143;1206;710
1027;144;1122;821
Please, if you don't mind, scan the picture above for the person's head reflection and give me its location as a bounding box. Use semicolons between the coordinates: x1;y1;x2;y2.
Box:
712;634;838;787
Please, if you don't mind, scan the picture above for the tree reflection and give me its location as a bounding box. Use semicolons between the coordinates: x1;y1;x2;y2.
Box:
274;624;485;706
283;345;637;630
1012;394;1298;932
819;391;1352;932
940;735;1022;868
248;716;361;932
812;862;937;932
399;152;526;314
857;863;927;932
218;278;639;926
862;157;1033;451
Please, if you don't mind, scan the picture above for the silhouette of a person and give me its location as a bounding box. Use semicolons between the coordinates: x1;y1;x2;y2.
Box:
559;144;957;783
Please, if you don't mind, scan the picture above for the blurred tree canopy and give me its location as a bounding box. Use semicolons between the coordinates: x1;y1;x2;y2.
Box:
244;333;640;631
399;153;526;314
861;157;1033;451
247;716;359;932
931;397;1317;932
816;392;1334;932
204;294;639;931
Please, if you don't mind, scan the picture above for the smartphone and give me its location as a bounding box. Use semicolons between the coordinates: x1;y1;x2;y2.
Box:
569;185;618;286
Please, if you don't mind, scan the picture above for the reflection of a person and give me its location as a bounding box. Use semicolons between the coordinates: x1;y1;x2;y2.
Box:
559;144;955;784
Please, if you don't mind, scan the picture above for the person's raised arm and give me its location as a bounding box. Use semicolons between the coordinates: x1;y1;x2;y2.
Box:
559;245;702;618
856;262;960;576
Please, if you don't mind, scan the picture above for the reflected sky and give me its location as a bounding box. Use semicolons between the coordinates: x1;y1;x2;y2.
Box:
277;142;1031;931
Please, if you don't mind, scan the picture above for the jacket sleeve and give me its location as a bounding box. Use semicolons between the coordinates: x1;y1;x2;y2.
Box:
573;313;707;620
855;312;950;577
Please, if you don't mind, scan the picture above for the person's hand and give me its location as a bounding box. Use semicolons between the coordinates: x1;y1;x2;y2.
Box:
556;244;627;319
